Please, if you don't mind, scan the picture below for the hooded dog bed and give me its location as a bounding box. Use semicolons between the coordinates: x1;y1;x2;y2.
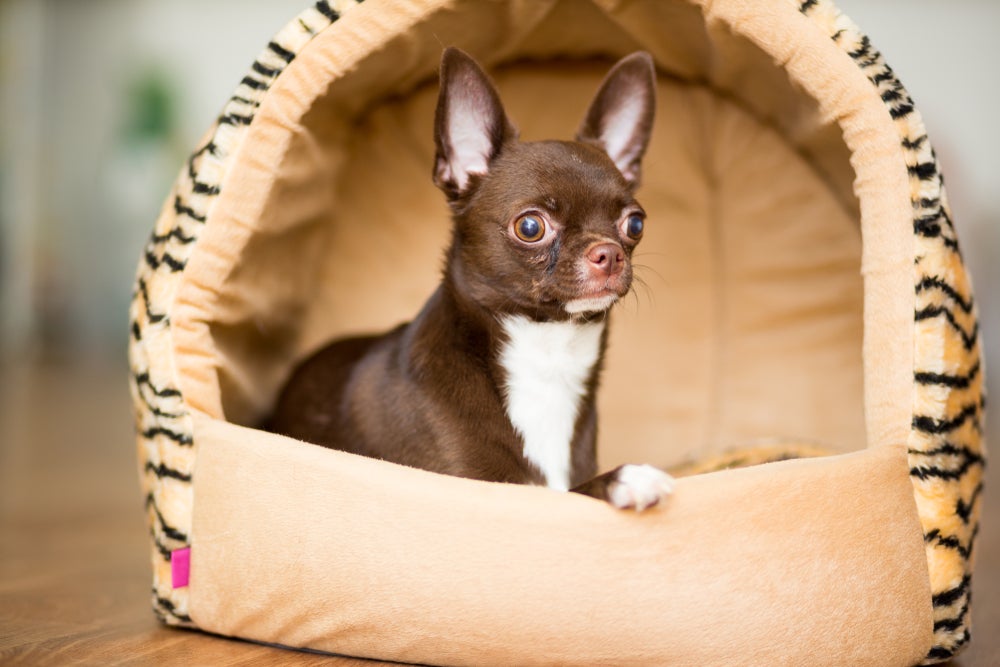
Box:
129;0;985;664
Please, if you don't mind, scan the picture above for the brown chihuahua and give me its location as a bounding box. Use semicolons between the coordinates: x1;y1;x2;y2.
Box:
268;48;674;510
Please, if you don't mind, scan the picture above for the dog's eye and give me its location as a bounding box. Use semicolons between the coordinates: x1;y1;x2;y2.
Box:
625;214;644;240
514;214;546;243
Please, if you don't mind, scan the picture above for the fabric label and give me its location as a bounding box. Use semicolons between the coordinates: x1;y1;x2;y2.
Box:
172;547;191;589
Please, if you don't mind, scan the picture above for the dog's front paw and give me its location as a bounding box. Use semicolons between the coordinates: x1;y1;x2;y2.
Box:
607;464;675;511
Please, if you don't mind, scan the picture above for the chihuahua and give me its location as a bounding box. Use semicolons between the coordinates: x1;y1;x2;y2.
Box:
268;48;674;510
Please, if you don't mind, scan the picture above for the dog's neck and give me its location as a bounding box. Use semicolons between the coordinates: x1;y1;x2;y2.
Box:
497;314;605;490
419;278;608;490
405;277;606;489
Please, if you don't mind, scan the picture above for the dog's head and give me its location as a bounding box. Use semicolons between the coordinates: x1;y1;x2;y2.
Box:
433;48;656;321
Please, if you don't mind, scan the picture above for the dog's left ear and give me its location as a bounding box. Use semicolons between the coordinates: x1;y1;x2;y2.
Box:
577;52;656;189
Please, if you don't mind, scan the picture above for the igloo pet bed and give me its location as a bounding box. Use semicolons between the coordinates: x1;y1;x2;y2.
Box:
129;0;985;664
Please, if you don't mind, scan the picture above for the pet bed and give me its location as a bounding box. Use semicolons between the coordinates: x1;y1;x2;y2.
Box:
129;0;985;664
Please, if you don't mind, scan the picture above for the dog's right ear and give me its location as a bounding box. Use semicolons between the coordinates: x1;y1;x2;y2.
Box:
433;48;516;200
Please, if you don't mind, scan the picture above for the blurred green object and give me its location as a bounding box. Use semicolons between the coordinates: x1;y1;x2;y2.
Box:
122;67;177;146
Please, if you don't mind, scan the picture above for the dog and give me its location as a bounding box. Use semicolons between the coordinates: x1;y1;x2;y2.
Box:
268;48;674;511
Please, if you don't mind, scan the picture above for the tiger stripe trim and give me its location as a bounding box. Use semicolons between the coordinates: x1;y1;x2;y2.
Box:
915;360;982;389
129;0;362;627
916;277;975;314
799;2;986;663
915;306;979;350
145;461;194;482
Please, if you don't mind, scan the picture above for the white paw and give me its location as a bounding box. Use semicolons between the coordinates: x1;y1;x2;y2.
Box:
608;464;675;511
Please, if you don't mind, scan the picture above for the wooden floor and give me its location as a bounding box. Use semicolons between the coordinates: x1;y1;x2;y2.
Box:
1;359;997;665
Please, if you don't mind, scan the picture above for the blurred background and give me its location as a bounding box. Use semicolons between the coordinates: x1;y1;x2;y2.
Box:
0;0;308;361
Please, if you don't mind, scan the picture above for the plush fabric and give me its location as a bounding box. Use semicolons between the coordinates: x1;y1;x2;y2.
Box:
129;0;985;663
189;416;930;666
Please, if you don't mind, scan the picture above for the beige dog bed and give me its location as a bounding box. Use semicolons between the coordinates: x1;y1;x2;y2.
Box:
129;1;985;664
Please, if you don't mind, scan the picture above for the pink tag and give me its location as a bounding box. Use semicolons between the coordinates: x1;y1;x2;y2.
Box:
172;547;191;589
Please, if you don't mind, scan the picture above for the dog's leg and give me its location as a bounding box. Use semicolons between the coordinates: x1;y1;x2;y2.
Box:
572;464;675;511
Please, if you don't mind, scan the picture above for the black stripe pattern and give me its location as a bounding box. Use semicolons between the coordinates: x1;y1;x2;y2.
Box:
800;2;986;663
129;0;351;629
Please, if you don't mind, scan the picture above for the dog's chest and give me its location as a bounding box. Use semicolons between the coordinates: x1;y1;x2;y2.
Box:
497;316;604;491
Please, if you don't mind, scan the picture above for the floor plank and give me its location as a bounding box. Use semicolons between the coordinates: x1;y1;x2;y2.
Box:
0;361;394;666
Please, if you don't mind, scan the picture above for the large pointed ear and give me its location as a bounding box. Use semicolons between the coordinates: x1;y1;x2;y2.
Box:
433;48;516;200
576;52;656;188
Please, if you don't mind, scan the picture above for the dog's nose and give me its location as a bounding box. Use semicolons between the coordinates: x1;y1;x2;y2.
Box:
586;242;625;277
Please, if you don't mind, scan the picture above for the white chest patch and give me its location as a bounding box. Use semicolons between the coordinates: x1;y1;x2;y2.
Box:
498;315;605;491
